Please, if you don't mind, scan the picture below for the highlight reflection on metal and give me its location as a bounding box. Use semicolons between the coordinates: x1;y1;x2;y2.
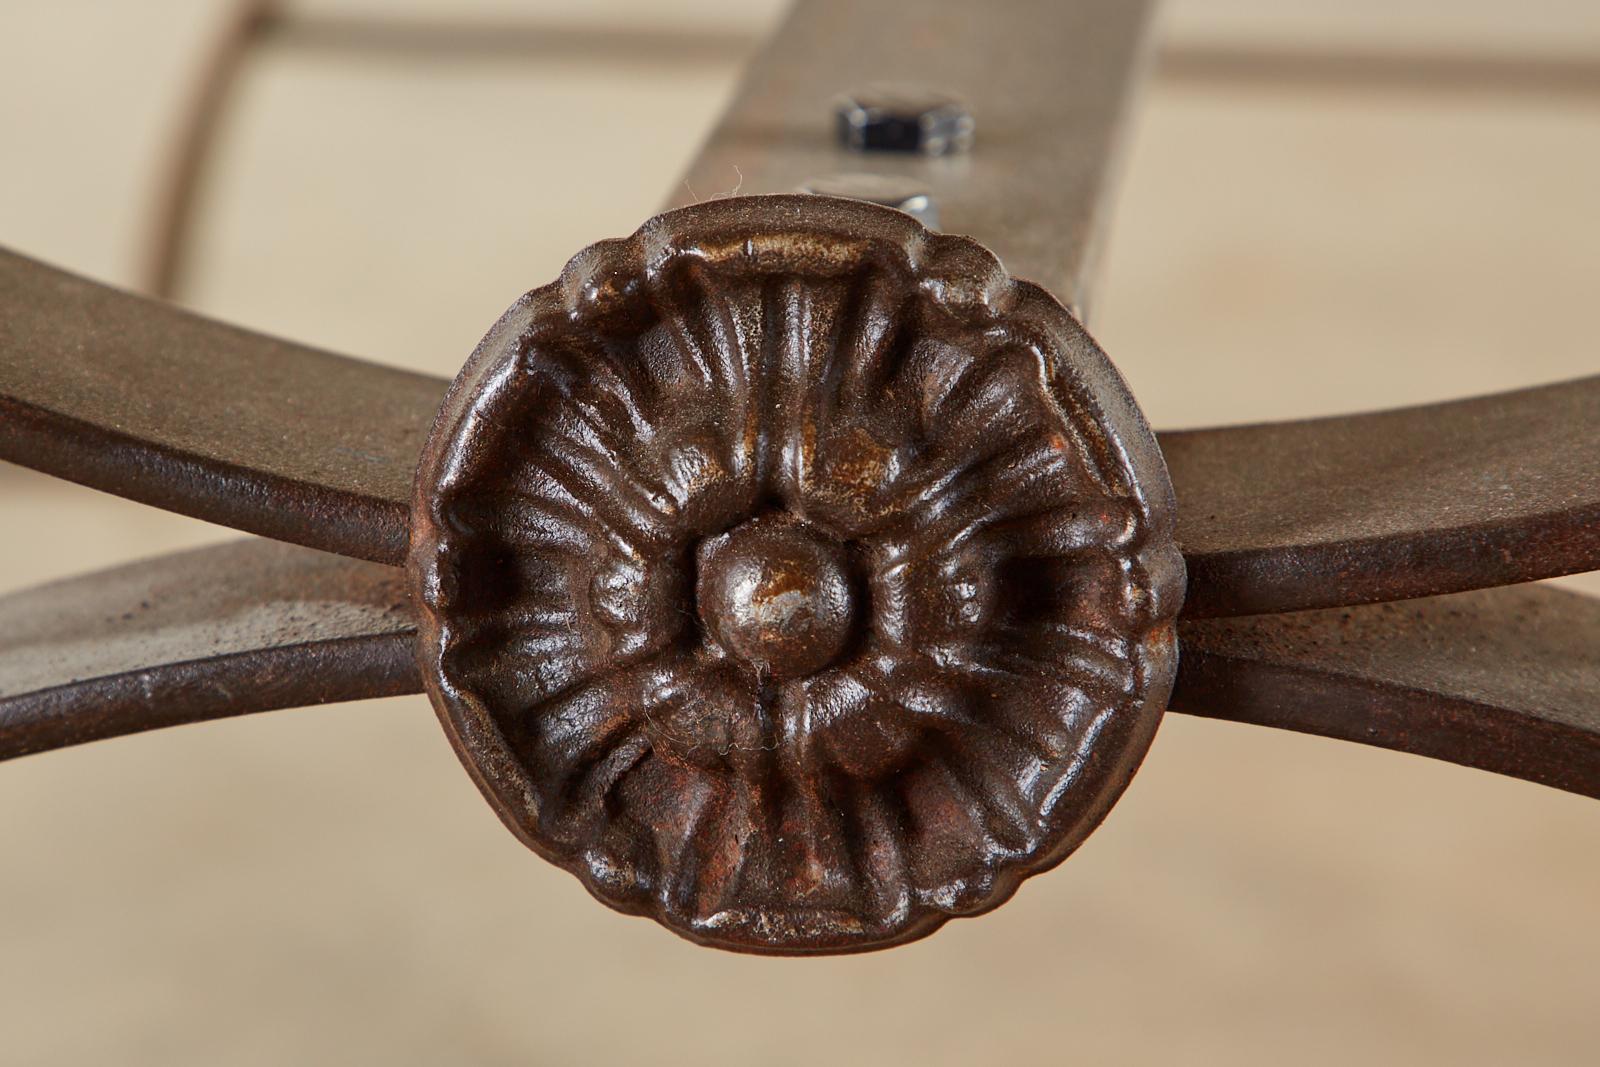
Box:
3;0;1598;954
799;175;939;227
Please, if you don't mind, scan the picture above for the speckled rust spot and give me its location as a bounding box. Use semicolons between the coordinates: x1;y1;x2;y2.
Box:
408;194;1184;953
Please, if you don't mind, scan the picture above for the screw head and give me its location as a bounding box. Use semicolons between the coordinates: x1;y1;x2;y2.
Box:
835;84;974;156
799;174;939;228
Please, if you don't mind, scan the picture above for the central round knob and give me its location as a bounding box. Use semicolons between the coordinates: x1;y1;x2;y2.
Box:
696;514;855;680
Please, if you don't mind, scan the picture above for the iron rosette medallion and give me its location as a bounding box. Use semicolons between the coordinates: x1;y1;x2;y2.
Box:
410;195;1184;953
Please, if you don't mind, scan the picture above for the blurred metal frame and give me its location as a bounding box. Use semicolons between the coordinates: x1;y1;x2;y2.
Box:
141;1;1600;300
2;0;1597;909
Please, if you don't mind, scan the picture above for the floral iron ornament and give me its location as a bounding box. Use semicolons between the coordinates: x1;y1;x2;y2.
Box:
409;196;1185;952
6;0;1600;971
3;190;1597;958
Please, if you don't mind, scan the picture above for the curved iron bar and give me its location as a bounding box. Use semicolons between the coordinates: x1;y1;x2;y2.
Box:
141;0;277;299
1;0;1593;849
0;539;418;761
0;247;446;566
1164;379;1600;617
141;3;762;301
5;542;1595;805
1175;584;1600;798
142;8;1600;305
5;245;1596;615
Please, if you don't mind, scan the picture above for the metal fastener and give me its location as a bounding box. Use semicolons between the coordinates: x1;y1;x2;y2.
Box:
835;84;974;156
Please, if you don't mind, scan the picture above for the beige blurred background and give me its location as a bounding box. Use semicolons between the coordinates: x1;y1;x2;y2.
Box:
2;1;1598;1063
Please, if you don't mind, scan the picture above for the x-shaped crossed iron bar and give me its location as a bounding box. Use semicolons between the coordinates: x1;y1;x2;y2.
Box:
2;0;1598;836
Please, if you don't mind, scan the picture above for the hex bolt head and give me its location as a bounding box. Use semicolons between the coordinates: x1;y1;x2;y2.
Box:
799;174;939;228
835;84;974;156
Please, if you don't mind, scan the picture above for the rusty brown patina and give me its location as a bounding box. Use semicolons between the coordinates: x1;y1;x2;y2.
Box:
3;189;1598;953
407;196;1184;952
1;0;1597;960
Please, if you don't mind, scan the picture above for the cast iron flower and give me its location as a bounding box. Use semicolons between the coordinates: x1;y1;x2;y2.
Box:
410;195;1183;952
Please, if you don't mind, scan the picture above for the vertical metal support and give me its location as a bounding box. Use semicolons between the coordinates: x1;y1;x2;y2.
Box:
667;0;1157;314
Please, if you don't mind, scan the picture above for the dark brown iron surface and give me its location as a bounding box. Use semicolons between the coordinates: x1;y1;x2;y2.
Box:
10;543;1597;805
0;539;417;761
8;241;1594;623
0;246;446;565
409;196;1184;952
1176;584;1600;798
3;0;1598;959
1164;376;1600;617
